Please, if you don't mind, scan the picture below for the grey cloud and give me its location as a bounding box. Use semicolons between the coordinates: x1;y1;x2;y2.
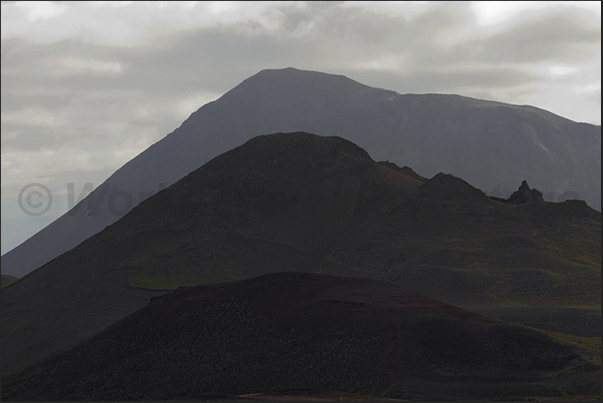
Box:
121;29;295;93
4;1;595;113
1;1;600;155
1;38;198;153
1;127;68;151
118;2;471;90
466;12;600;64
344;65;540;96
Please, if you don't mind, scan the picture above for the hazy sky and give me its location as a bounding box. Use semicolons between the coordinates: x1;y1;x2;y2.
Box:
1;1;601;254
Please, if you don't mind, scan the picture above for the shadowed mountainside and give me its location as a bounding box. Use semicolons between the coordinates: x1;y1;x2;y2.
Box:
1;132;599;375
2;272;599;401
1;274;17;287
2;67;600;278
315;175;601;307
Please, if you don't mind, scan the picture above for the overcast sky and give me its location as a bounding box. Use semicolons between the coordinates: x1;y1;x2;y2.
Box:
1;1;601;254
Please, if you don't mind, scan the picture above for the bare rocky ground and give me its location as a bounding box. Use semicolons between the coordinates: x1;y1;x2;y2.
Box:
176;391;601;401
490;395;601;401
180;390;405;400
3;273;599;401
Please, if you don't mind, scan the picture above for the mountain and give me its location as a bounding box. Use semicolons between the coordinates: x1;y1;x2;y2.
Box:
2;67;600;278
2;272;599;401
1;132;599;375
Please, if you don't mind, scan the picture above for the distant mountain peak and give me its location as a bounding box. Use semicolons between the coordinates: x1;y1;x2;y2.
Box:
255;66;347;79
229;67;385;99
257;66;310;75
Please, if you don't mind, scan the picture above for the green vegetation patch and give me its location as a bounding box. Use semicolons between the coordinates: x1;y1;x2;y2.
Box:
534;328;601;366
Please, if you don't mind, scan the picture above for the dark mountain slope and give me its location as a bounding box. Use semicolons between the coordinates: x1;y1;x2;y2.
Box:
0;132;422;374
0;274;17;287
2;272;598;401
3;67;600;278
317;176;601;307
1;133;599;375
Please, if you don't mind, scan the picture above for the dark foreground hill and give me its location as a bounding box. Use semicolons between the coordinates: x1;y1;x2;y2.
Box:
1;133;600;375
3;67;600;279
2;272;599;401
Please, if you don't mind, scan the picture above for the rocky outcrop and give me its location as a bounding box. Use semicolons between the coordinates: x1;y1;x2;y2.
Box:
506;180;545;204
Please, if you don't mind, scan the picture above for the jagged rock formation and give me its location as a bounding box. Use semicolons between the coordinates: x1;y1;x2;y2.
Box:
508;180;545;204
495;180;545;204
